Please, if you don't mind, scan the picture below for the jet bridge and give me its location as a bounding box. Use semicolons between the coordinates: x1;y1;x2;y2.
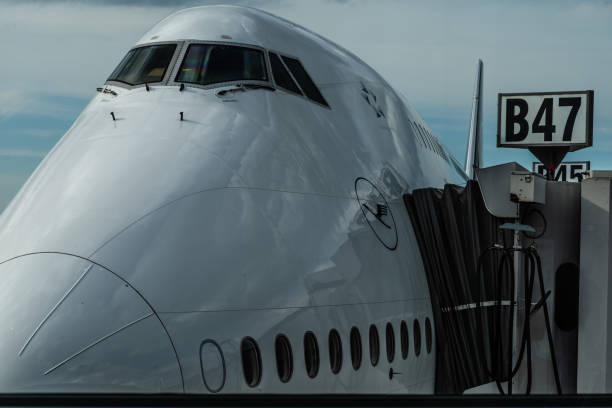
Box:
411;66;603;394
405;162;612;395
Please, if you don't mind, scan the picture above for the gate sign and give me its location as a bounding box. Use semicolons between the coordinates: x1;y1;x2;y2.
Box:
533;161;590;182
498;91;594;150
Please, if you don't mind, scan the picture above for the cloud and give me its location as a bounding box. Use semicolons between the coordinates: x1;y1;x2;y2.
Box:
0;90;86;120
597;127;612;135
0;91;31;118
0;149;48;158
11;128;61;138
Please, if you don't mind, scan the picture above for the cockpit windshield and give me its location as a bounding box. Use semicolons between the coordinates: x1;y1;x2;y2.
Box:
108;44;176;85
175;44;268;86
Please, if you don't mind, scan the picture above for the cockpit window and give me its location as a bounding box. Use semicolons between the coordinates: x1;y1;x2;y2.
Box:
281;56;329;107
269;52;302;95
108;44;177;85
175;44;268;86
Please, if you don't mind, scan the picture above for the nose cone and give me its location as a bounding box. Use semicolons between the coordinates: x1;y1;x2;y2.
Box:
0;253;182;392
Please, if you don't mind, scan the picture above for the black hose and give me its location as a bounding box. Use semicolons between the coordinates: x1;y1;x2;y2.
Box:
475;244;560;395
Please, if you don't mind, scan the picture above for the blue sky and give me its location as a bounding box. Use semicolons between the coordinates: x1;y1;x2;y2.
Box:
1;0;611;211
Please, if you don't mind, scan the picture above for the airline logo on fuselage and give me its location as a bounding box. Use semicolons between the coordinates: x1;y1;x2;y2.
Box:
355;177;398;250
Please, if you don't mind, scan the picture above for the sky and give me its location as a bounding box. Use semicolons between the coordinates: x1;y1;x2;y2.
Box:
0;0;611;211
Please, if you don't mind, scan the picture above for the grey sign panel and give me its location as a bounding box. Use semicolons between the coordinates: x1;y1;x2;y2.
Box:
497;90;594;150
533;161;590;182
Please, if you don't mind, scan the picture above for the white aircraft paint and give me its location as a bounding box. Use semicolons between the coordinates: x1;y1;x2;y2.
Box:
0;5;467;393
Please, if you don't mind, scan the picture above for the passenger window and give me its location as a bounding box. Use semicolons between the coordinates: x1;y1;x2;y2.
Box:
349;327;362;370
240;337;262;387
269;52;302;95
422;126;436;153
413;319;422;356
400;320;409;359
275;334;293;383
328;329;343;374
303;331;320;378
431;132;444;157
108;44;176;85
415;122;431;150
425;317;433;354
386;323;395;363
281;56;329;107
176;44;267;86
369;324;380;366
411;122;426;147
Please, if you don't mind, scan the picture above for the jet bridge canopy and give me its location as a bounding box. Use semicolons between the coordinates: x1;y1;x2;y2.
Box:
404;181;513;394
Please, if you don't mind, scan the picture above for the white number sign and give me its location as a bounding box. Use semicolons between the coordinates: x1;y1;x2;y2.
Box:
498;91;593;149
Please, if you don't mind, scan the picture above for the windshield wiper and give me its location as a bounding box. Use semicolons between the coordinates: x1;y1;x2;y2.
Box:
243;84;276;92
216;83;276;97
96;87;118;96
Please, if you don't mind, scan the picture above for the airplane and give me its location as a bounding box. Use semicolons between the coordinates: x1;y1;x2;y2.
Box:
0;5;478;393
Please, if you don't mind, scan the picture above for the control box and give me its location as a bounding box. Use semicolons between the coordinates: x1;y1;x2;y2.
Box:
510;171;546;204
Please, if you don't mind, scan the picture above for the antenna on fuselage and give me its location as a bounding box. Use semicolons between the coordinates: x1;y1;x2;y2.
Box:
465;59;483;179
